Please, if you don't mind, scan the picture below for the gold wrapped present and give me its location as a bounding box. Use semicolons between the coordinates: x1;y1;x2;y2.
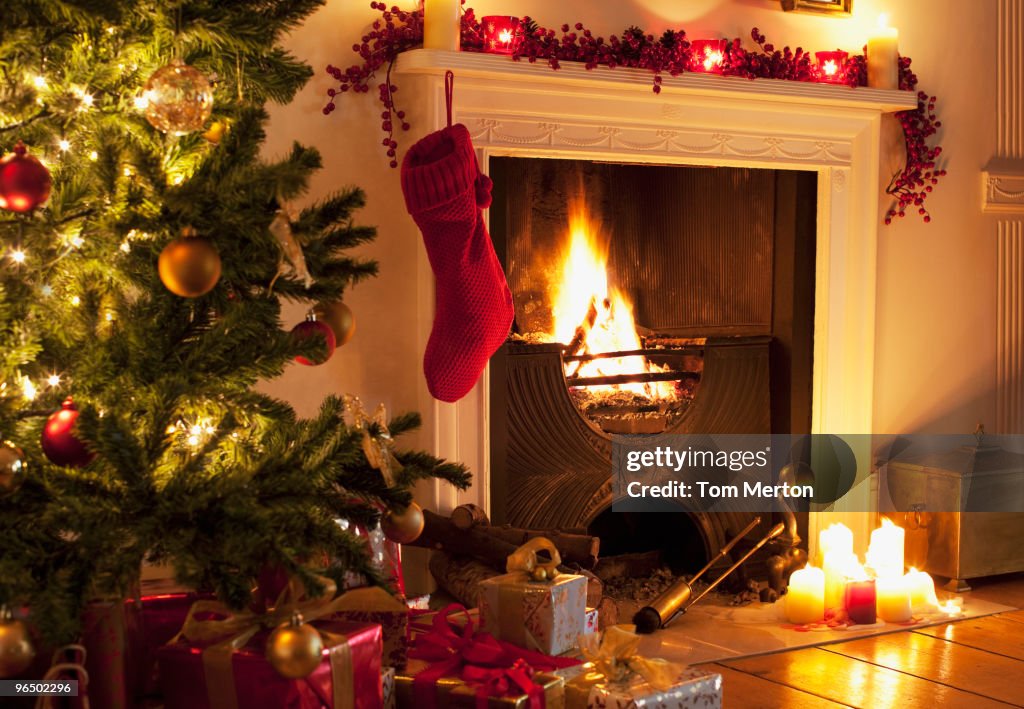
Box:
395;659;564;709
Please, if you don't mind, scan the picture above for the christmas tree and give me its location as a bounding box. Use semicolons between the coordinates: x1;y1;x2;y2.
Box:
0;0;469;646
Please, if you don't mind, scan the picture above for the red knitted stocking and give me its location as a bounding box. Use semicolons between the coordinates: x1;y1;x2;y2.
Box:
401;124;514;403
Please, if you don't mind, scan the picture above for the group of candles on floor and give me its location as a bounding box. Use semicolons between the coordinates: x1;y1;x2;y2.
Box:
785;519;962;627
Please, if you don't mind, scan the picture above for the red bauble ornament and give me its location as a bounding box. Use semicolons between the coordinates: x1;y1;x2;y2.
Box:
41;398;94;468
0;142;52;213
291;316;336;366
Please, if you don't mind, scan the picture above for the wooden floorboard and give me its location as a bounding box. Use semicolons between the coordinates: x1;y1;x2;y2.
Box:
719;646;1013;708
914;615;1024;660
823;630;1024;706
700;665;853;708
962;572;1024;608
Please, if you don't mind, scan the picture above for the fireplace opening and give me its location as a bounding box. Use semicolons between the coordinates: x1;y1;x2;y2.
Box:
488;156;817;592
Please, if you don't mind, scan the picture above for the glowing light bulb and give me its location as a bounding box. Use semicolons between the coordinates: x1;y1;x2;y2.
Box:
10;249;26;264
22;377;37;401
120;241;131;253
70;235;85;248
105;312;114;322
190;424;203;436
123;166;133;177
58;139;71;152
47;374;61;387
33;75;47;89
79;92;95;108
70;295;81;306
88;150;99;161
186;434;200;447
134;92;153;110
166;424;179;435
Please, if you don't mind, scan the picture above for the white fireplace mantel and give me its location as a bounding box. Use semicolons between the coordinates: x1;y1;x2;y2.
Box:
395;49;917;552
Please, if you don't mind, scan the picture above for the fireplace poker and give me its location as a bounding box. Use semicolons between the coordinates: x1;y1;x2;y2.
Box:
633;520;785;633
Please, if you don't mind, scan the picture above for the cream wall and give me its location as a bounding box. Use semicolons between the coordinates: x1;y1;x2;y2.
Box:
259;0;1001;441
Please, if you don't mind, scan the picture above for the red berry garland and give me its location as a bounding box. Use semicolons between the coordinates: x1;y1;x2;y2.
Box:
326;5;944;224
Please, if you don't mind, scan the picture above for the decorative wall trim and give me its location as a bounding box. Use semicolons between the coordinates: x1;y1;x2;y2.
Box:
993;1;1024;433
983;164;1024;214
998;221;1024;433
463;116;853;166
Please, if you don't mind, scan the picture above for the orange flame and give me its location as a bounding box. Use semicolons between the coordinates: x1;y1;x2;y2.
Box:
550;200;675;400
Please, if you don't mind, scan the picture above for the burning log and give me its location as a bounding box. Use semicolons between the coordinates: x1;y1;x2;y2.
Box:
563;297;601;377
566;370;698;388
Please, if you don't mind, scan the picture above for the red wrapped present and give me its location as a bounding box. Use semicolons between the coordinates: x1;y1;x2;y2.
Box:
157;576;384;709
332;586;410;669
398;604;581;709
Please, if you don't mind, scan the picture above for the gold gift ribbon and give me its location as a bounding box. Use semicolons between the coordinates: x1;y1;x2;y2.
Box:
173;576;364;709
565;625;683;709
486;537;566;651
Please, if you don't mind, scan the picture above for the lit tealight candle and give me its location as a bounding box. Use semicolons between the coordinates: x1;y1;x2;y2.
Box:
786;565;825;624
814;50;848;84
904;568;939;612
423;0;461;52
876;576;912;622
865;517;904;579
690;39;727;74
867;14;899;89
482;16;521;54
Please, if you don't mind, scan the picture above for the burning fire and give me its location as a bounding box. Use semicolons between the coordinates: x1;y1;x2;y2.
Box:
550;201;675;400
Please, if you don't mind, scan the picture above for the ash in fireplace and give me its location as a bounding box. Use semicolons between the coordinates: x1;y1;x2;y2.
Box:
569;385;694;434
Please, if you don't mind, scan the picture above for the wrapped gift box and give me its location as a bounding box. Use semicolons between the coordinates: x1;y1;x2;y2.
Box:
332;586;410;669
395;658;565;709
157;619;383;709
563;666;722;709
479;573;587;655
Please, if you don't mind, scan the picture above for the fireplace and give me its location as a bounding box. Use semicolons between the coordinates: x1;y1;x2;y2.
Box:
395;48;918;555
486;157;816;573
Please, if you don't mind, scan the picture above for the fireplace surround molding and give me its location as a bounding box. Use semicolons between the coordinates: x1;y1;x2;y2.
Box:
395;48;918;552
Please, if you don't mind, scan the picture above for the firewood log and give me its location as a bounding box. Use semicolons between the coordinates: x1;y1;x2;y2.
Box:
482;526;600;569
428;552;500;607
451;503;489;530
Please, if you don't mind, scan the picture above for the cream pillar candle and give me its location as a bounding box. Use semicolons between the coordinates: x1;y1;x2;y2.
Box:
876;576;912;622
423;0;461;51
823;552;859;611
818;523;853;562
905;568;939;612
786;566;825;624
867;15;899;89
865;518;904;579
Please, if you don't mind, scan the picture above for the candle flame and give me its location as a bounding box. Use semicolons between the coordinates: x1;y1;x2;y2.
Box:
498;28;513;44
703;49;724;71
877;13;890;29
822;59;838;76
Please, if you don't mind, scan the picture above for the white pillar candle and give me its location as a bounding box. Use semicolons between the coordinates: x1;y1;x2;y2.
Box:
867;15;899;89
865;518;904;579
823;552;860;611
904;568;939;612
818;523;853;561
423;0;461;51
786;566;825;624
876;576;912;622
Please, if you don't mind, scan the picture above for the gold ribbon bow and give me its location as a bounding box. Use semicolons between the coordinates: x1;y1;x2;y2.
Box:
564;625;684;708
343;395;403;486
173;575;359;709
506;537;562;581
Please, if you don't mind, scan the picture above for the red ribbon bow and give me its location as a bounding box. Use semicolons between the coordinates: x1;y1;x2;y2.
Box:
409;604;577;709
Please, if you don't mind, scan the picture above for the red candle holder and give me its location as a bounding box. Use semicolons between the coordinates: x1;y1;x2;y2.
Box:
815;50;849;84
844;579;876;625
482;16;521;55
690;39;728;74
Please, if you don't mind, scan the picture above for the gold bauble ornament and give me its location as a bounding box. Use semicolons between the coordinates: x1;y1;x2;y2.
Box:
203;120;226;145
312;301;356;346
381;501;424;544
158;227;222;298
144;59;214;135
266;612;323;679
0;441;26;496
0;612;35;679
531;567;549;582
